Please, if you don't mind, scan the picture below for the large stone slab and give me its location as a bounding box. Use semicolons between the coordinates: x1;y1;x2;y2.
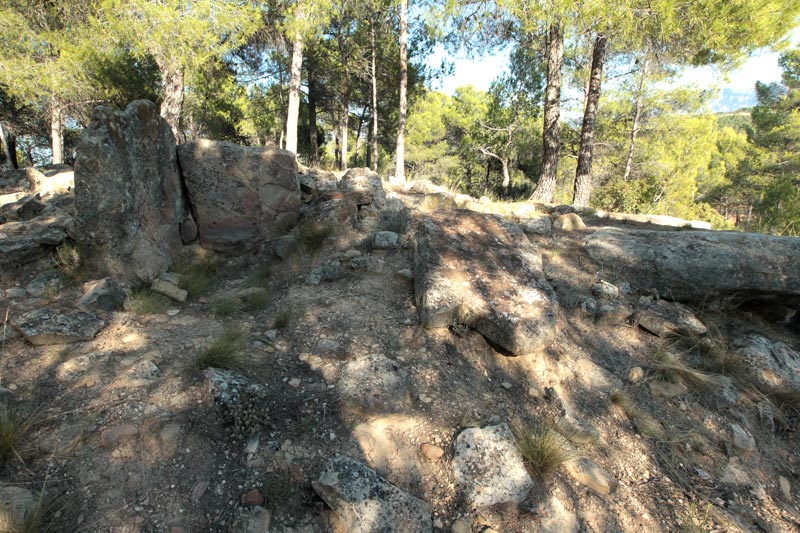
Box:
339;167;385;208
415;211;558;355
452;423;534;506
313;454;432;533
14;308;104;345
584;228;800;307
0;210;71;267
73;100;186;281
178;139;300;254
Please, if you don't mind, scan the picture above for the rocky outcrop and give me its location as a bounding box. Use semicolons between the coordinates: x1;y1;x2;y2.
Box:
339;167;385;208
415;211;558;355
313;454;432;532
72;100;186;281
13;308;104;345
452;423;534;506
34;164;74;195
635;299;707;337
584;227;800;307
178;139;300;254
0;209;71;268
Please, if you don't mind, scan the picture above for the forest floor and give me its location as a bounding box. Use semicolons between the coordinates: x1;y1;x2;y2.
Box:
0;183;799;532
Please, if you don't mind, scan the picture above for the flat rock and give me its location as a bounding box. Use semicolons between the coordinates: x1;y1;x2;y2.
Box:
635;299;707;337
415;211;558;355
730;423;756;453
151;279;187;302
0;209;71;267
452;423;533;506
420;443;445;462
73;100;186;281
539;495;579;533
584;227;800;307
520;216;552;235
565;457;618;495
373;230;400;249
14;308;104;345
734;334;800;390
178;139;300;254
312;454;432;533
77;278;127;312
25;270;63;297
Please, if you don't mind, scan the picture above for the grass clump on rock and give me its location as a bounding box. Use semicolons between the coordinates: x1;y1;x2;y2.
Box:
515;424;569;478
194;326;247;371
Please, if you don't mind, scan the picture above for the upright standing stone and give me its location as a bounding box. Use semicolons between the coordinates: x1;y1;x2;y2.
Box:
178;139;300;254
73;100;186;281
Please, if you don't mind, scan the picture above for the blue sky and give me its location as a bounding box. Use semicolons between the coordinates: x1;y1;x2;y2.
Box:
425;29;800;111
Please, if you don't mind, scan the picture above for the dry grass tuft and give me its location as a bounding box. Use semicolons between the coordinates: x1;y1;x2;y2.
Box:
194;327;247;371
273;307;293;330
515;424;570;478
126;288;171;315
297;221;334;253
649;349;726;393
173;257;220;298
53;242;86;284
0;408;34;466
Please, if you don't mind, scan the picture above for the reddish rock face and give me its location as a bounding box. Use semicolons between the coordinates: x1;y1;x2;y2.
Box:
415;210;558;355
178;139;301;254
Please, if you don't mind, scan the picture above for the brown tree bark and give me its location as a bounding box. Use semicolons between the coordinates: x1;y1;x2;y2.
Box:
394;0;408;182
159;63;185;143
530;22;564;202
573;33;607;208
50;95;64;164
285;32;304;155
339;99;349;171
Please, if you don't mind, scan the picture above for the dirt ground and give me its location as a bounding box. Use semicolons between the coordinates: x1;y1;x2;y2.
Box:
1;188;799;532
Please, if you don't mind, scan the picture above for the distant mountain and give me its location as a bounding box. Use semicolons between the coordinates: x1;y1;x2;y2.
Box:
713;87;757;112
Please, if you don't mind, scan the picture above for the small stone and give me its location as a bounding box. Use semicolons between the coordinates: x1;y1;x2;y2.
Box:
151;279;187;302
343;249;361;259
627;367;645;383
420;443;445;462
100;424;139;449
779;476;791;500
501;381;513;390
419;395;433;404
245;435;260;455
395;268;414;281
553;213;586;232
191;481;209;502
241;488;264;506
649;380;688;398
591;280;620;300
730;423;756;453
527;387;540;398
167;309;180;317
373;231;400;249
565;457;618;495
288;378;301;388
451;517;471;533
5;288;26;299
14;308;104;345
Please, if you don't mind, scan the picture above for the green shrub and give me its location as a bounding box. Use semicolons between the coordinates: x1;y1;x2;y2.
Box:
126;288;171;315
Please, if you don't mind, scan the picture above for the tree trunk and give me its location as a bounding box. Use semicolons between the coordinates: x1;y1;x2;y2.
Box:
623;55;649;181
307;52;319;166
339;99;349;171
370;19;379;172
530;22;563;202
50;96;64;165
501;159;510;191
286;32;304;155
394;0;408;182
160;63;185;143
573;34;607;208
0;122;18;170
